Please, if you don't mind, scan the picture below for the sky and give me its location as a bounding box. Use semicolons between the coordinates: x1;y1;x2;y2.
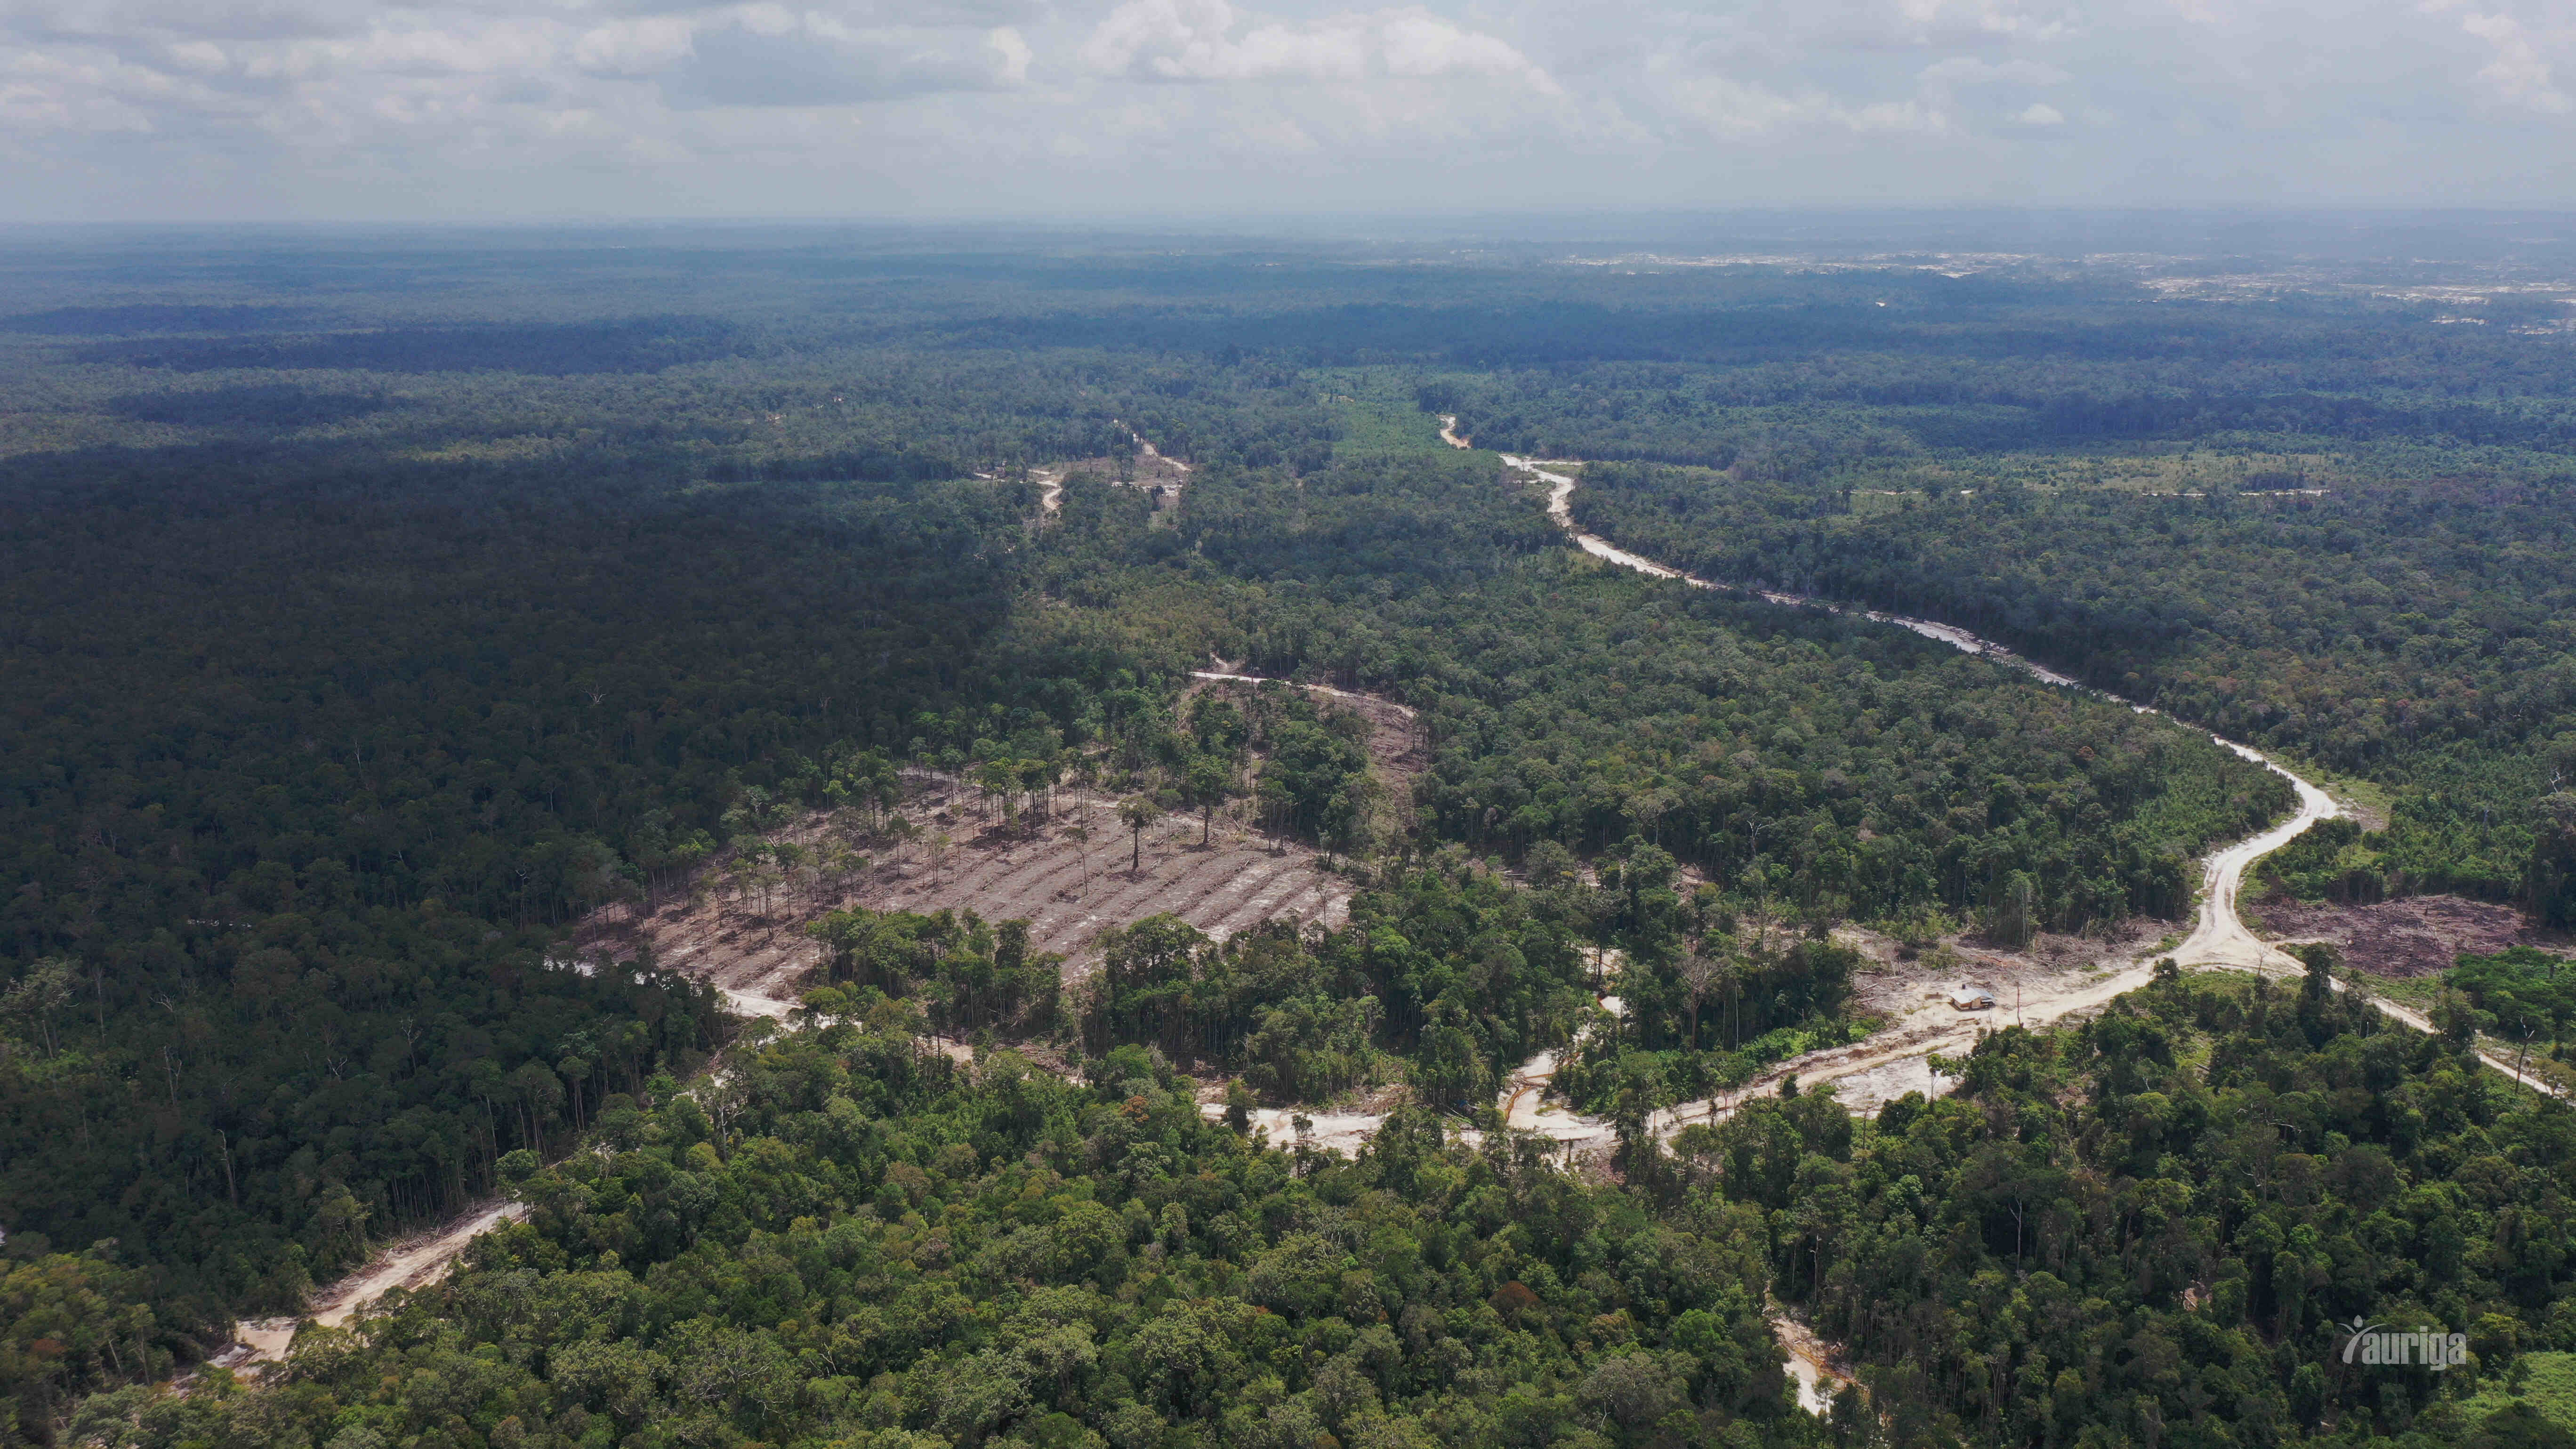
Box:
0;0;2571;221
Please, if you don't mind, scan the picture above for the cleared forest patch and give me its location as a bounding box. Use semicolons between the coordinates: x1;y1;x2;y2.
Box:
573;790;1357;1005
571;669;1426;1008
2251;892;2569;977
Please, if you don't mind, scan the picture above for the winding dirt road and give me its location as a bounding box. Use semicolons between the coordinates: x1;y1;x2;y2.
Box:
2173;742;2340;971
1478;448;2561;1124
219;424;2513;1387
1504;451;2337;966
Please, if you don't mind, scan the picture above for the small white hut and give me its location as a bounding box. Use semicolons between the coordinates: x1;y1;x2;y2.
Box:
1949;983;1998;1011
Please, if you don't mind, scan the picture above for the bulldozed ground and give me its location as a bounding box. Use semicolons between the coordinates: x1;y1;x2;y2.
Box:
2248;891;2570;977
572;786;1356;1006
573;675;1423;1005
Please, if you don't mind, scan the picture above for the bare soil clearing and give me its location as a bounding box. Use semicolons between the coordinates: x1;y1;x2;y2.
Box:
576;792;1355;1003
2252;893;2568;977
209;431;2419;1391
237;763;1375;1367
580;671;1427;998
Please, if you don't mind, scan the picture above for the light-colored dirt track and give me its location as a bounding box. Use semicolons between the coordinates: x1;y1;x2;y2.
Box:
222;1199;531;1369
1478;443;2542;1414
1773;1307;1854;1413
1489;448;2555;1116
216;423;2483;1391
1197;447;2539;1172
1504;451;2332;974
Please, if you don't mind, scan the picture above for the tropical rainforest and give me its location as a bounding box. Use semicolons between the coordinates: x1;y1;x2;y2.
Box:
1;219;2574;1449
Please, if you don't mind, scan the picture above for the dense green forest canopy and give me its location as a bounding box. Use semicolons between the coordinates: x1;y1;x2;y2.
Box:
1695;961;2576;1449
54;967;2576;1449
69;1008;1804;1449
1554;447;2576;917
3;222;2575;1449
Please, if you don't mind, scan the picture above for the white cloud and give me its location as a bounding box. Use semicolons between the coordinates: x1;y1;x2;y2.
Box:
668;13;1031;106
0;0;2569;216
572;17;694;76
1079;0;1556;91
2454;10;2571;113
1641;62;1953;140
1918;56;2070;86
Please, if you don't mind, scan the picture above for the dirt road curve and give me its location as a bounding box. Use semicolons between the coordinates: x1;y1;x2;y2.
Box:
217;433;2526;1381
1497;449;2556;1095
223;1199;530;1369
2171;742;2340;970
1505;452;2350;970
1490;446;2553;1414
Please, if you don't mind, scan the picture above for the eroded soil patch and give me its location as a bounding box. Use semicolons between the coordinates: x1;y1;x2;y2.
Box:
576;790;1355;1004
2251;893;2568;977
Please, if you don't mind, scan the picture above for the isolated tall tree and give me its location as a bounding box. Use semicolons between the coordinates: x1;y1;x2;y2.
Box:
1119;796;1158;873
1066;822;1093;895
1185;756;1231;846
1677;948;1721;1051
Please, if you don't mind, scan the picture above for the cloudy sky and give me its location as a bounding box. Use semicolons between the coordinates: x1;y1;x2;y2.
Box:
0;0;2570;220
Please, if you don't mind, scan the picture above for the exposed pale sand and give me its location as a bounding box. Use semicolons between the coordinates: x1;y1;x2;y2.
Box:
310;1200;530;1328
723;986;795;1019
2169;741;2340;969
1773;1307;1854;1413
1188;670;1418;718
1231;1109;1397;1156
224;1199;531;1368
